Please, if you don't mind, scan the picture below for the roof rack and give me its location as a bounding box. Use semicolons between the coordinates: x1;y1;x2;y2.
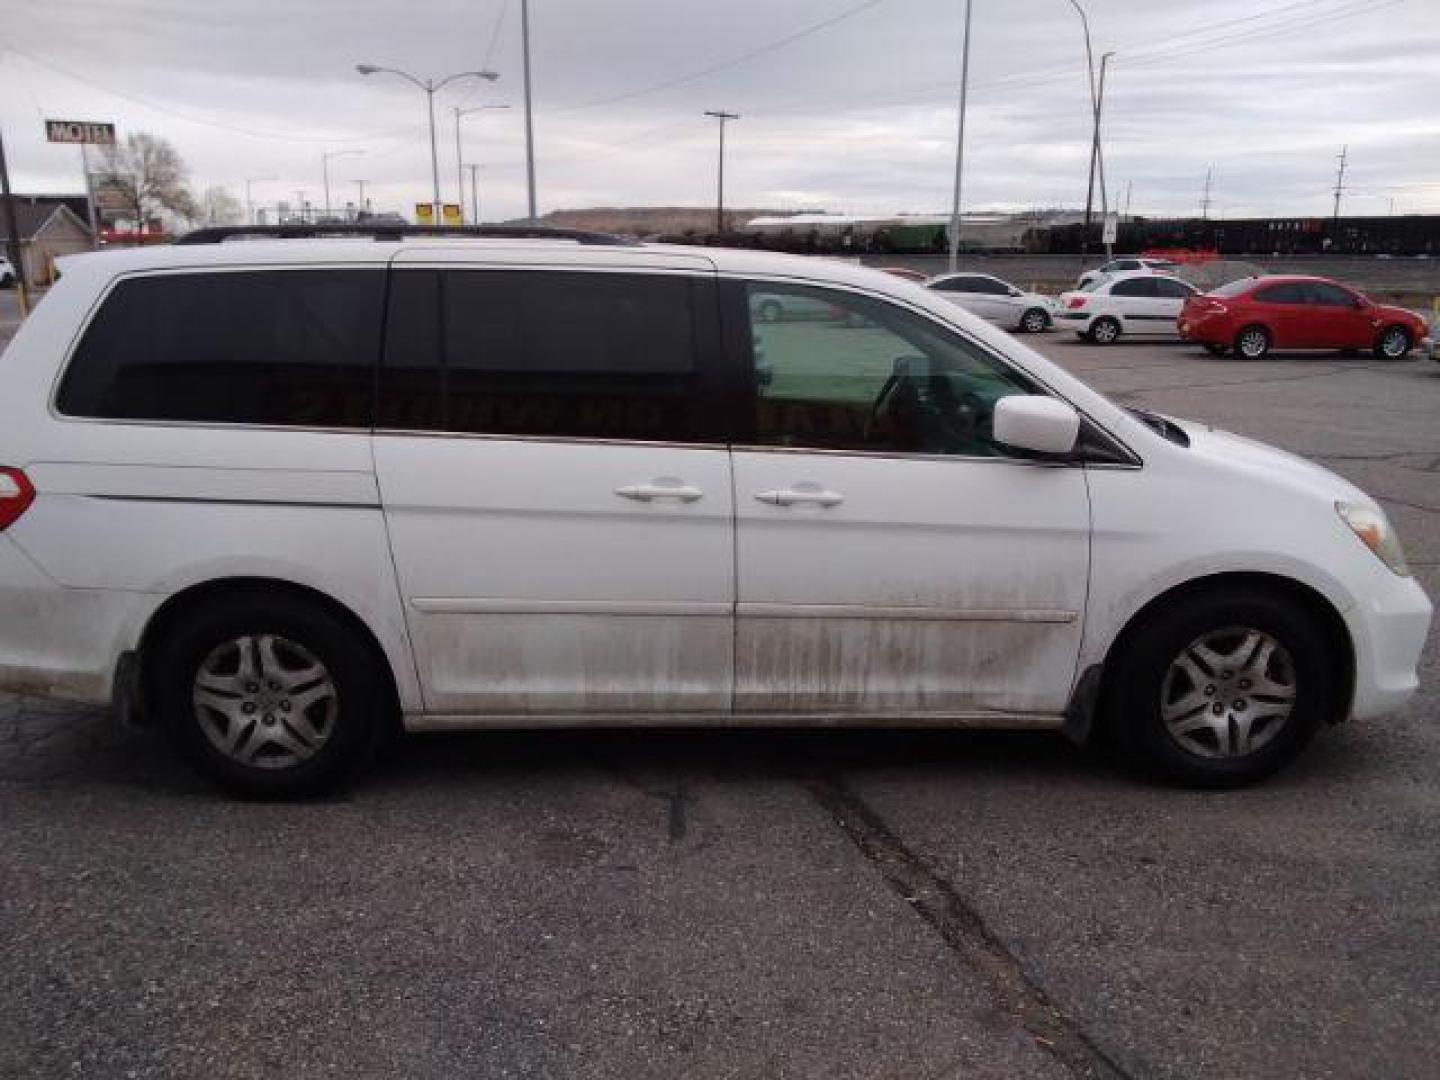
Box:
174;223;638;246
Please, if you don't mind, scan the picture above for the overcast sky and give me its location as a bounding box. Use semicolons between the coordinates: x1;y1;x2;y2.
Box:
2;0;1437;222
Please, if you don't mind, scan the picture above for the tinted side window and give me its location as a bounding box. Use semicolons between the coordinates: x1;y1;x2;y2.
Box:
58;270;383;426
972;277;1011;296
1153;277;1195;299
379;269;721;443
934;276;982;293
1111;277;1156;297
1306;283;1358;307
743;283;1035;457
1255;283;1305;304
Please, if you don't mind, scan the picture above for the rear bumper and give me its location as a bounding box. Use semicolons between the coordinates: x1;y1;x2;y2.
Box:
1177;316;1231;344
1344;567;1433;721
0;537;153;706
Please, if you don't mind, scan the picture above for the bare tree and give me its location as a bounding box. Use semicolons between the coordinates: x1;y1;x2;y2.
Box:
94;132;197;231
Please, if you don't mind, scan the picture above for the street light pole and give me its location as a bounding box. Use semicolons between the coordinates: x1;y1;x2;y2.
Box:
703;111;739;237
946;0;974;274
1095;50;1114;259
1067;0;1099;260
454;104;510;224
357;64;498;224
521;0;538;221
322;150;363;218
354;179;368;216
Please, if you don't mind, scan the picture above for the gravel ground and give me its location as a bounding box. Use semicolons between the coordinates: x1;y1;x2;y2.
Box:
2;289;1437;1078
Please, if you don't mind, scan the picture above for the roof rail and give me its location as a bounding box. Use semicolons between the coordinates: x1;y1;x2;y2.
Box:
173;223;638;246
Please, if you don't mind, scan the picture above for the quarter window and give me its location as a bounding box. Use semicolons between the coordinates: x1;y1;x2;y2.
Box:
743;283;1035;457
57;270;384;427
379;269;722;443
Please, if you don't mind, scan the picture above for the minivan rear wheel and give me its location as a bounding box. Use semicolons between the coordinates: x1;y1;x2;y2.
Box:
1106;588;1334;787
153;594;385;798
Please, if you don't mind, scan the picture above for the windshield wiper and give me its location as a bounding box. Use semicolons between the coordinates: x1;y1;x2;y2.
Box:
1126;407;1191;447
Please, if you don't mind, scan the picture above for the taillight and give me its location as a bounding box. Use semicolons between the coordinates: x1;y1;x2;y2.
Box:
0;468;35;531
1066;297;1087;309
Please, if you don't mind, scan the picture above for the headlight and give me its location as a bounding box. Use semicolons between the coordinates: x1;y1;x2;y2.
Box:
1336;501;1411;576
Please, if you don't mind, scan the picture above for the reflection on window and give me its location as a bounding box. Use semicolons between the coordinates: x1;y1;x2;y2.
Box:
746;284;1034;458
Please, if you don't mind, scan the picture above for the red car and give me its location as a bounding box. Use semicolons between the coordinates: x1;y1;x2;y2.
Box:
1178;275;1427;360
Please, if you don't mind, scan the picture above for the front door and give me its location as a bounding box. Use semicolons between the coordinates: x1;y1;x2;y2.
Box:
373;253;735;716
726;281;1091;717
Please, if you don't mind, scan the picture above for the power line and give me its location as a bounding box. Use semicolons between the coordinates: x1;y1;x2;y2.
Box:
555;0;889;112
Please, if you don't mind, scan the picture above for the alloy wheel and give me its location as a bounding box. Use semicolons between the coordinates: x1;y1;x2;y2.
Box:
1159;627;1297;759
1237;328;1268;358
1380;327;1408;358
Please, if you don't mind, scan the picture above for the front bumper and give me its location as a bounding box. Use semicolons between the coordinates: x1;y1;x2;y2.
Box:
1344;566;1433;721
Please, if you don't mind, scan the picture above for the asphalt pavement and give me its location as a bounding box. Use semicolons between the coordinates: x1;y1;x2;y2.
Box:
2;290;1437;1079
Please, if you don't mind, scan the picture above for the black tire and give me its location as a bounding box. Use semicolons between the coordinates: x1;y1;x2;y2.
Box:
152;592;388;798
1373;325;1412;361
1020;307;1049;334
1105;587;1336;788
1234;324;1271;360
1203;343;1228;357
1089;316;1121;345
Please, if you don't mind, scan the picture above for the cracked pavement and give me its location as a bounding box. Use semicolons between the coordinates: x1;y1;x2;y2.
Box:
2;298;1438;1078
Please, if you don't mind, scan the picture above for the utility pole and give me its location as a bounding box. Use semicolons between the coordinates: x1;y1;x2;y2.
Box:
946;0;974;274
1200;167;1213;220
1332;144;1348;223
1123;180;1132;222
0;128;31;314
521;0;538;222
466;164;480;223
703;111;739;237
354;179;368;217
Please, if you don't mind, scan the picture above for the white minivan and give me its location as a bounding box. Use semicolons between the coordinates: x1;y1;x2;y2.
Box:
0;227;1430;796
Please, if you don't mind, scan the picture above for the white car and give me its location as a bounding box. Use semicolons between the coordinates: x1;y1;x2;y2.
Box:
1077;256;1179;290
0;254;15;288
926;272;1057;333
1058;270;1200;344
0;226;1429;796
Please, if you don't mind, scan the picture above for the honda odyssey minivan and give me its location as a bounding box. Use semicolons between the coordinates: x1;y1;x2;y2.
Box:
0;227;1429;796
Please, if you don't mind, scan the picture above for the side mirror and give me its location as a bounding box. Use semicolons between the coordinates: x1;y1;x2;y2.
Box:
1009;288;1024;297
993;396;1080;456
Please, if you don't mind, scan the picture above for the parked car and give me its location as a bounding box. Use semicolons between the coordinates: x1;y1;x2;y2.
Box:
1076;256;1179;290
1179;275;1431;360
1057;270;1200;344
0;254;15;288
750;290;844;323
927;272;1057;333
0;231;1429;796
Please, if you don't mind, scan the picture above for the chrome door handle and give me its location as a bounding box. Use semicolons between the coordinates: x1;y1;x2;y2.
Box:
755;486;844;508
616;478;704;503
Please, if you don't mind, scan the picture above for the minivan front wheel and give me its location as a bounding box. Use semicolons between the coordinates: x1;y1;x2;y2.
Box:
154;594;385;797
1107;588;1334;787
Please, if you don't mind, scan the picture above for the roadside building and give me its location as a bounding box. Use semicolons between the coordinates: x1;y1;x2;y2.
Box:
0;199;95;287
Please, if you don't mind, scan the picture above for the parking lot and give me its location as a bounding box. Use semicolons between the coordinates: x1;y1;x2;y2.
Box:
2;287;1437;1079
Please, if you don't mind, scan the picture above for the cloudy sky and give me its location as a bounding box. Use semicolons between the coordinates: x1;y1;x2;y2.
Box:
1;0;1437;222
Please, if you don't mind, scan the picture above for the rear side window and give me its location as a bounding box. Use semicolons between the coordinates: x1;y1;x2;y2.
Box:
1152;277;1195;299
57;270;384;427
379;269;723;443
1255;283;1306;304
1111;277;1157;297
1306;282;1359;307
